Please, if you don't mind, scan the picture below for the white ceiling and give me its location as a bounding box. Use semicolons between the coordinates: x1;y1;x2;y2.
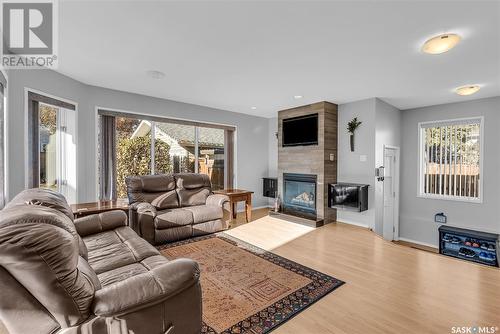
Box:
58;1;500;118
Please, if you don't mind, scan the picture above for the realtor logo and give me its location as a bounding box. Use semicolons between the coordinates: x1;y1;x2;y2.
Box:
1;0;58;68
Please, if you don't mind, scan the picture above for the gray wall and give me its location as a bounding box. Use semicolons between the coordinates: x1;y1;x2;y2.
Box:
337;98;376;228
6;69;270;208
400;96;500;246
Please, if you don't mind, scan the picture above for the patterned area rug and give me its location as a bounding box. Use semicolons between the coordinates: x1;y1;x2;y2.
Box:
158;234;344;334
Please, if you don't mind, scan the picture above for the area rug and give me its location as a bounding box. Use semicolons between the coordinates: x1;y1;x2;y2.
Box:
157;233;344;334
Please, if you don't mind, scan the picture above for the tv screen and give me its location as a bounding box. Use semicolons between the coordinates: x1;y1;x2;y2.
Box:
282;113;318;147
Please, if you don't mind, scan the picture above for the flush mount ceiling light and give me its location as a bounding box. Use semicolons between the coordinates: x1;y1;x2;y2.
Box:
422;33;461;54
455;85;480;96
146;70;165;79
251;106;257;110
293;95;303;99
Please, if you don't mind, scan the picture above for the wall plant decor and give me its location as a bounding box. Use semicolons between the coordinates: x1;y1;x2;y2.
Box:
347;117;362;152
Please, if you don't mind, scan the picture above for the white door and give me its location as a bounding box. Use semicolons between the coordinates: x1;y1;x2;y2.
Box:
382;147;399;240
39;104;77;203
58;108;77;204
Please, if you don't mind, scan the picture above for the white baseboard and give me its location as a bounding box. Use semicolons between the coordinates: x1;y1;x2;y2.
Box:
336;219;370;229
398;237;438;249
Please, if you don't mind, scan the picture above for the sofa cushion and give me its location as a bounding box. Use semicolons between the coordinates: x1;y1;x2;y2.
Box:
175;173;212;207
192;219;227;237
155;208;193;229
126;174;179;207
155;226;193;244
150;191;179;210
183;205;223;224
97;263;149;287
83;226;158;275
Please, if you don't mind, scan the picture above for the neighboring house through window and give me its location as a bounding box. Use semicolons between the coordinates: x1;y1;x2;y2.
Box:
419;117;483;202
99;110;234;200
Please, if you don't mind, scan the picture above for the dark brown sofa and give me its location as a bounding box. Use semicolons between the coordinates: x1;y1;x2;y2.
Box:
126;173;231;245
0;188;202;334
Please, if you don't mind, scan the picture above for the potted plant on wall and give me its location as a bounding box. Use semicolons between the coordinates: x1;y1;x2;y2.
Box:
347;117;362;152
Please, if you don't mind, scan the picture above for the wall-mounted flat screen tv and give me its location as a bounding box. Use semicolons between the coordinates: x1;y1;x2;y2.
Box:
282;113;318;147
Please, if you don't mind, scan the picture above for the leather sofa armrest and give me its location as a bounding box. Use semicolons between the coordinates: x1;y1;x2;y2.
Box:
128;202;157;244
74;210;128;237
92;258;200;317
206;194;231;224
206;194;229;209
129;202;158;216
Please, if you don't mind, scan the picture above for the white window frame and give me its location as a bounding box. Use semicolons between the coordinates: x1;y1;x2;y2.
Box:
417;116;484;203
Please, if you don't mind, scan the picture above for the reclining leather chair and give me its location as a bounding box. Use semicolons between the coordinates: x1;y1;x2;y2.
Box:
0;188;202;334
127;173;231;245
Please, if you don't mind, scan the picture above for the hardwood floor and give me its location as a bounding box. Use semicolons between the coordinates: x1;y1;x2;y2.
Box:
1;209;497;334
226;212;500;334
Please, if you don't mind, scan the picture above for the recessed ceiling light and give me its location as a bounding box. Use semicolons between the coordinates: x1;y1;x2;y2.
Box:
293;95;303;99
146;70;165;79
251;106;257;110
455;85;480;96
422;33;461;54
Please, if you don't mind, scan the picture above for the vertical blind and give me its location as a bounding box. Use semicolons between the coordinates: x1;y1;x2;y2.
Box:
421;119;481;199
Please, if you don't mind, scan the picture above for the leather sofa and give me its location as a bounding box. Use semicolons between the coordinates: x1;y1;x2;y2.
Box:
127;173;231;245
0;188;202;334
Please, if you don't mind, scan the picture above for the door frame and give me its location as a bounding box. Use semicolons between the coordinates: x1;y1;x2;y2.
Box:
24;88;79;199
383;145;400;241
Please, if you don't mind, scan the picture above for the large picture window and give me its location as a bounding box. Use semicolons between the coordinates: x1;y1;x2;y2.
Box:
99;111;234;199
419;117;483;202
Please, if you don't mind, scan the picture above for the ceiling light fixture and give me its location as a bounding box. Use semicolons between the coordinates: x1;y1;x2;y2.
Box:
422;33;461;54
293;95;303;99
251;106;257;110
455;85;480;96
146;70;165;79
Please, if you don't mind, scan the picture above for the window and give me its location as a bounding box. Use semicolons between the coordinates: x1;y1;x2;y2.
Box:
197;126;225;190
115;116;152;198
99;111;234;200
419;117;483;202
154;121;196;175
28;92;77;203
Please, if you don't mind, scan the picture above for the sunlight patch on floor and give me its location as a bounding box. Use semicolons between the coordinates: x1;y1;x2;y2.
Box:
225;216;315;251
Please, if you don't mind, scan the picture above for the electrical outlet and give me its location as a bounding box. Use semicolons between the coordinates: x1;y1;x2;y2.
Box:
360;155;367;162
329;153;335;161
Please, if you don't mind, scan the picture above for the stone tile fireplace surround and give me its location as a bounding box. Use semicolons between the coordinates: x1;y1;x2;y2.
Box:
277;101;338;225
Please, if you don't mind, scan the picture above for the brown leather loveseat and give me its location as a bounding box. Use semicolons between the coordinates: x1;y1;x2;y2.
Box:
0;188;202;334
127;173;231;245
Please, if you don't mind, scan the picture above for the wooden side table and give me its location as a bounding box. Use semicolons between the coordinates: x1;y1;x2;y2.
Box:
213;189;254;223
71;199;129;218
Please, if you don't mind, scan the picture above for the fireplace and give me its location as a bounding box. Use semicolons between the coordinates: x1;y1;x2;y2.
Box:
283;173;317;219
